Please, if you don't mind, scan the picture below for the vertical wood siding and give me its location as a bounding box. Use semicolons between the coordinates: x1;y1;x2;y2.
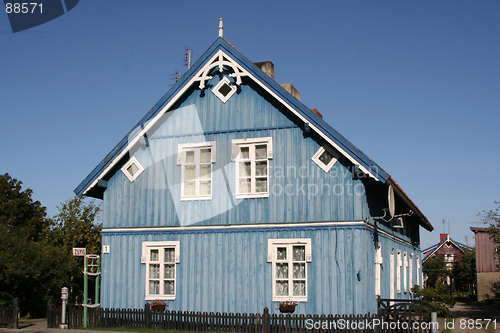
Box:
103;78;370;229
100;226;421;315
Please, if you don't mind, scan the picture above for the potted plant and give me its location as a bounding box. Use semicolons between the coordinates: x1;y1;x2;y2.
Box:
279;300;298;313
150;299;166;311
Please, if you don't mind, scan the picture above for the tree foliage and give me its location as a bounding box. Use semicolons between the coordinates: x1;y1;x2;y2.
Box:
453;249;476;291
0;173;101;317
47;196;102;303
422;255;448;287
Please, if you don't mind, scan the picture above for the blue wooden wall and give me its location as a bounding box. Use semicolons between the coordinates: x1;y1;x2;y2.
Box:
100;224;422;314
103;76;370;229
99;75;422;314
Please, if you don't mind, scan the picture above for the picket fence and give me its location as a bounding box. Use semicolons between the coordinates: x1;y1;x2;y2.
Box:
47;305;380;333
47;300;436;333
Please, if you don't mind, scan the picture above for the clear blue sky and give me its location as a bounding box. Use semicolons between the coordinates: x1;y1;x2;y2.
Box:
1;1;499;250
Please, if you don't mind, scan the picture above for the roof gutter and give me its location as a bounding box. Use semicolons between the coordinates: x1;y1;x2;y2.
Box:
386;176;434;232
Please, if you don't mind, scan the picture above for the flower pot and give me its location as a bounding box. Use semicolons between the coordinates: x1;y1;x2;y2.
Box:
152;304;165;311
279;304;296;313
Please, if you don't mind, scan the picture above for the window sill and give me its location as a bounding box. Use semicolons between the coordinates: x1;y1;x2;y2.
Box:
145;296;176;301
180;196;212;201
236;192;269;199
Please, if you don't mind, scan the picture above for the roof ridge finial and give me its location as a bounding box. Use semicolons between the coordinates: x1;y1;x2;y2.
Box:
219;18;223;38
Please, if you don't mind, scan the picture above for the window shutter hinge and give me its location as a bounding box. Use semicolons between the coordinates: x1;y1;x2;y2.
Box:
267;254;272;263
141;256;146;264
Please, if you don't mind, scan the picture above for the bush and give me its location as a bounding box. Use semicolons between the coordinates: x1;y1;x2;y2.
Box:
411;284;454;317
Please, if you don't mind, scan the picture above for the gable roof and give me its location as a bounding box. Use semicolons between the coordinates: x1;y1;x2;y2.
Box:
74;37;433;232
422;235;472;262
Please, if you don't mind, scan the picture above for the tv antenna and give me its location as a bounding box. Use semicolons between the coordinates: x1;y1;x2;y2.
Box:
169;71;181;86
184;48;192;71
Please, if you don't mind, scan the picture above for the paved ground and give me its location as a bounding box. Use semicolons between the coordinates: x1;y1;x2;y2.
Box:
443;302;500;332
0;320;138;333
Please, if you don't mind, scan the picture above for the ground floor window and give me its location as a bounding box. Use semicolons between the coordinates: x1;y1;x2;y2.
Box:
141;241;180;300
268;238;311;302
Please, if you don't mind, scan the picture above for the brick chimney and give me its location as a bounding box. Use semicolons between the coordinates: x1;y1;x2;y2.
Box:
440;233;449;243
254;61;274;80
310;108;323;119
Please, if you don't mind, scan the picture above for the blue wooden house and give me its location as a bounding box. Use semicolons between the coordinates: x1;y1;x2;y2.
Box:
75;31;433;315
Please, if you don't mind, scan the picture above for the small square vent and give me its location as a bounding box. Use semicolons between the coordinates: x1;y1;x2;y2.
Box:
212;76;237;103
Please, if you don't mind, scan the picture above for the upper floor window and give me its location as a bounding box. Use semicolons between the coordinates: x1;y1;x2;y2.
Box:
142;241;180;301
267;238;311;302
177;142;216;200
232;137;273;199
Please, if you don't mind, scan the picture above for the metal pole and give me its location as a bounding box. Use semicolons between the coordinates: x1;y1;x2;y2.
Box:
84;257;88;328
431;312;438;333
95;257;100;306
60;287;68;329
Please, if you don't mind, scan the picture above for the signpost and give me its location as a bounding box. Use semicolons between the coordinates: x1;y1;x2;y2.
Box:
73;248;100;328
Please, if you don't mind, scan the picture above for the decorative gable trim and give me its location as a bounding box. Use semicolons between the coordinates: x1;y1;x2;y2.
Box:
193;49;249;89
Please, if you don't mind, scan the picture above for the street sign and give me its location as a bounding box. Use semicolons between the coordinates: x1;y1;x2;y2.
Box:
73;248;86;256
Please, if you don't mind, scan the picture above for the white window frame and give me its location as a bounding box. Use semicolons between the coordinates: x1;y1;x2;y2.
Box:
267;238;311;302
121;156;145;182
212;76;237;103
232;137;273;199
409;253;414;291
397;250;402;294
390;251;395;299
177;141;216;201
416;255;421;286
403;251;408;293
141;241;180;301
311;144;339;172
375;243;383;297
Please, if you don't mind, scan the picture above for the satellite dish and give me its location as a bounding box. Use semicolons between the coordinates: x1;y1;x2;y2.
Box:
388;185;395;219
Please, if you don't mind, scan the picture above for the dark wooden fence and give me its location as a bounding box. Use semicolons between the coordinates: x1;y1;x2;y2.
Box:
48;305;379;332
0;292;18;329
48;301;437;333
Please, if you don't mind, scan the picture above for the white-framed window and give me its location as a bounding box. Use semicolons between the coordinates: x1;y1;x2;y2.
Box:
403;252;408;293
141;241;180;300
177;142;216;200
232;137;273;199
267;238;311;302
212;76;237;103
390;251;395;299
416;255;421;286
121;156;144;182
397;250;402;294
409;253;414;291
375;243;383;297
311;144;339;172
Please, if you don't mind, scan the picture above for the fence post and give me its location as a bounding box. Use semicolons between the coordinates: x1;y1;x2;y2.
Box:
145;303;151;329
12;297;18;330
430;312;437;333
262;307;270;333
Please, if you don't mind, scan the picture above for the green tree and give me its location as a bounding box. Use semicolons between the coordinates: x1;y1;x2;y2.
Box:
0;173;66;317
48;196;102;304
423;255;448;287
453;249;476;292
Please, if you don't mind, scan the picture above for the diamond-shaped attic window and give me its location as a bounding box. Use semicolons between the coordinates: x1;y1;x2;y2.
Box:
311;144;339;172
212;76;237;103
